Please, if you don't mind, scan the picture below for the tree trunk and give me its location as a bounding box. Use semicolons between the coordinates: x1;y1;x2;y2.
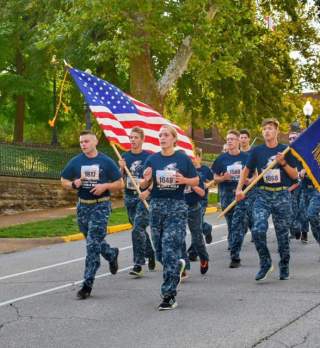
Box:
129;43;164;113
13;50;25;143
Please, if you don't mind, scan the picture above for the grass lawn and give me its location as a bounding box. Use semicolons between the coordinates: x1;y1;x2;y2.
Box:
0;207;129;239
0;193;219;238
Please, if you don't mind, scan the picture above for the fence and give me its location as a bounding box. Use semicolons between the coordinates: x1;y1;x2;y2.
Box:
0;142;116;180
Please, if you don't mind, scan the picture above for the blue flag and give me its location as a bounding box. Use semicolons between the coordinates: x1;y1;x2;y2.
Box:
290;117;320;191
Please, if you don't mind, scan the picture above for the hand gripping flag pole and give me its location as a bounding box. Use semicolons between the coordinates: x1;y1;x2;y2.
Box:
110;142;149;210
218;147;291;218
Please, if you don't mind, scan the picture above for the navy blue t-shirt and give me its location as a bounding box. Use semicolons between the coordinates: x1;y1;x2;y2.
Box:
144;151;197;200
246;144;297;188
61;152;121;199
184;177;205;206
122;150;150;196
211;152;249;192
196;165;213;201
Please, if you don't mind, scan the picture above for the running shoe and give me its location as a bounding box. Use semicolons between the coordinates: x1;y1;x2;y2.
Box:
109;248;119;275
229;259;241;268
129;265;144;277
205;231;213;244
77;284;92;300
200;260;209;274
279;266;290;280
158;296;177;311
178;259;186;285
301;232;308;244
255;263;274;281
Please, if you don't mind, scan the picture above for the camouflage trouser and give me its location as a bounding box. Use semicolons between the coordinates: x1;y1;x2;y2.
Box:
200;200;213;237
183;203;209;269
299;189;310;234
301;187;320;244
77;201;117;288
230;189;257;261
289;187;303;236
187;199;212;258
150;198;188;297
220;189;236;249
252;189;291;271
124;195;154;266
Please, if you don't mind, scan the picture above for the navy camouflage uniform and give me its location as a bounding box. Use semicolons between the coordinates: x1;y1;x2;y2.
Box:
300;179;320;244
124;195;154;265
252;189;291;274
145;150;197;299
230;188;257;262
61;152;121;289
122;150;155;267
212;151;249;249
77;201;117;287
150;199;188;296
246;144;297;279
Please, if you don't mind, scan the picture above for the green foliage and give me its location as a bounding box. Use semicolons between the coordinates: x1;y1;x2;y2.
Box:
0;0;319;146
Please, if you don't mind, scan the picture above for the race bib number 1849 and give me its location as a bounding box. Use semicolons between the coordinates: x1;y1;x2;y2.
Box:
156;170;177;190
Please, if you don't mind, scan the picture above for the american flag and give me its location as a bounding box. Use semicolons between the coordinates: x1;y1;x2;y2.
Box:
69;67;194;157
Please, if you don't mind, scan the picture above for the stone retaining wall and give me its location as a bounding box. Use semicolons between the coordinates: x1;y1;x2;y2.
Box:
0;176;122;215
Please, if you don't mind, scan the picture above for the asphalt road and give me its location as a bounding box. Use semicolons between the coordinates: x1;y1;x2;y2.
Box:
0;213;319;348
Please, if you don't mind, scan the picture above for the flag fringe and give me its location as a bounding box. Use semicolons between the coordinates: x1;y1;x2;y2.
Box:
48;68;69;128
290;147;320;191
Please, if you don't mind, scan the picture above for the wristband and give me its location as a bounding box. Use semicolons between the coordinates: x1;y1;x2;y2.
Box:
71;181;78;189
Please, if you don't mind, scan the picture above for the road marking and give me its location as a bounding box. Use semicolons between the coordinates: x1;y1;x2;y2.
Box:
0;223;227;281
0;233;227;308
0;245;132;281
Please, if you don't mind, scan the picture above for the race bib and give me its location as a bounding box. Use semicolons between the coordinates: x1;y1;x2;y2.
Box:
156;170;178;190
126;176;141;190
263;169;281;184
81;165;100;189
226;163;242;182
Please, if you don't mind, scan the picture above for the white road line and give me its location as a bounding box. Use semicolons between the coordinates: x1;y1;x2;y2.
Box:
0;223;227;281
0;245;132;281
0;235;227;308
0;266;131;308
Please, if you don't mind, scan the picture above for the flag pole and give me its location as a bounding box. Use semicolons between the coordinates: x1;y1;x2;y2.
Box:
218;147;291;218
110;143;149;210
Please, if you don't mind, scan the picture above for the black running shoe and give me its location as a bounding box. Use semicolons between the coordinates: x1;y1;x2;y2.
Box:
158;296;177;311
109;248;119;275
77;284;92;300
229;259;241;269
129;265;144;277
148;254;156;271
279;267;290;280
205;231;213;244
200;260;209;275
255;263;273;281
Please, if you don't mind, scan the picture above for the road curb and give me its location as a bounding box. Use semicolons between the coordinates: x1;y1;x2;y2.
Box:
60;207;220;243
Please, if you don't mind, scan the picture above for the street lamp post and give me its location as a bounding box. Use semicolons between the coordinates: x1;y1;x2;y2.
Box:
51;55;59;146
303;100;313;128
84;69;92;130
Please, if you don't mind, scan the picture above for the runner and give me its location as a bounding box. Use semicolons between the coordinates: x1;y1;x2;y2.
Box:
183;175;210;275
118;127;155;277
212;130;249;250
61;130;123;299
236;119;298;281
141;124;199;310
188;148;214;262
